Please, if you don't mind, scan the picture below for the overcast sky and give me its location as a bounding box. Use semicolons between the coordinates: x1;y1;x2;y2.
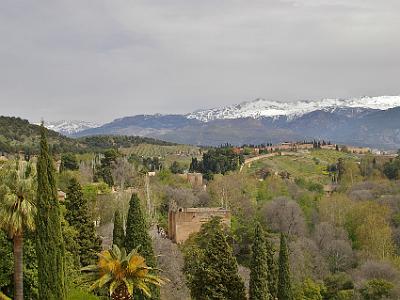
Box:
1;0;400;123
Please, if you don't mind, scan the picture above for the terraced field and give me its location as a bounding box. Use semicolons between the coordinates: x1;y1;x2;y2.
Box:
120;143;200;157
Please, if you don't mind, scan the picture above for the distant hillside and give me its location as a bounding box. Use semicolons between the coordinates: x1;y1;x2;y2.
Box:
0;116;176;154
0;116;86;154
77;135;176;149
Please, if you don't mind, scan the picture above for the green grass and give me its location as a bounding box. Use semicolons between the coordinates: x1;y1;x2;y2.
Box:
246;149;358;184
309;149;357;164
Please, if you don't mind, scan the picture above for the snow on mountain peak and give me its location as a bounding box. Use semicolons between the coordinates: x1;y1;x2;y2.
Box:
186;95;400;122
42;120;101;136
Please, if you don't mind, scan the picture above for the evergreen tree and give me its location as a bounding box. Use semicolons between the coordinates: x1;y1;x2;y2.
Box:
277;233;292;300
64;178;102;266
249;223;270;300
35;125;66;300
266;233;278;299
97;149;118;187
124;193;159;300
112;209;125;249
183;217;246;300
60;153;79;172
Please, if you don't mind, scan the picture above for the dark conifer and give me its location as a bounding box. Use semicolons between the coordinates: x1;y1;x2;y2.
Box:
266;233;278;299
277;233;293;300
65;178;102;266
249;223;270;300
112;209;125;249
36;125;66;299
184;217;246;300
124;193;159;299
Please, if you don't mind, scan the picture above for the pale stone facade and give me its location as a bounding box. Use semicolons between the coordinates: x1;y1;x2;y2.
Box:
178;172;203;187
168;207;231;244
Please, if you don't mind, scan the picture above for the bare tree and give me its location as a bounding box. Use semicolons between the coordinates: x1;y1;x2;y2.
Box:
324;240;354;273
111;157;135;188
261;196;306;236
354;261;399;283
289;237;329;282
313;222;354;273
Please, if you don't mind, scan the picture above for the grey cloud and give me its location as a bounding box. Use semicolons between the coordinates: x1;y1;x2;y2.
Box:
0;0;399;122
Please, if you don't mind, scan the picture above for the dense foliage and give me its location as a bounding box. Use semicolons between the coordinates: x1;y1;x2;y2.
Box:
183;217;246;300
0;116;177;154
0;116;84;154
2;118;400;299
189;146;244;179
96;149;119;186
60;153;79;172
0;160;36;300
64;178;102;266
78;135;176;149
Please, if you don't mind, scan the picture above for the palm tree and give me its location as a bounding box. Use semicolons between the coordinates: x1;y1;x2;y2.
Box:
82;245;165;300
0;160;36;300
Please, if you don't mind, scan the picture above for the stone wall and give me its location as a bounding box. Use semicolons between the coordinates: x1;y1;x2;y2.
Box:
168;207;230;244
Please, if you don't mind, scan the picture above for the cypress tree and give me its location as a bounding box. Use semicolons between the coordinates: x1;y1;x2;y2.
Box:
64;178;102;266
35;125;66;300
184;217;246;300
112;209;125;249
249;223;270;300
277;233;293;300
124;193;159;300
266;233;278;299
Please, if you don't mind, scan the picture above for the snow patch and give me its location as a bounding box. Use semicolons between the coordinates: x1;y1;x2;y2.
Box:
187;96;400;122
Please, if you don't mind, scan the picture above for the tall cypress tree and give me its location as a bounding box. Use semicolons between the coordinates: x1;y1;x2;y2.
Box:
65;178;102;266
35;125;66;300
112;209;125;249
249;223;270;300
277;233;292;300
266;233;278;299
124;193;159;299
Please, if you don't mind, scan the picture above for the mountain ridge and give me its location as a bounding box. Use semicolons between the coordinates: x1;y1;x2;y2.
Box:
186;95;400;122
41;120;101;136
50;95;400;149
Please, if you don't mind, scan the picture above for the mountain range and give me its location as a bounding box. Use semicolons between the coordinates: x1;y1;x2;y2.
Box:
48;96;400;149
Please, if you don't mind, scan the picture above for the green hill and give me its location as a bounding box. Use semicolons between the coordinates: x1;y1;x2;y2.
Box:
0;116;176;154
245;149;357;184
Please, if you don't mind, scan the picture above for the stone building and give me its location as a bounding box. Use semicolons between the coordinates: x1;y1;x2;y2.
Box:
168;207;231;244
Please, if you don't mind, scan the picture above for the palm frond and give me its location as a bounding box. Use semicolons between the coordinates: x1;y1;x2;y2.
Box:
83;245;165;298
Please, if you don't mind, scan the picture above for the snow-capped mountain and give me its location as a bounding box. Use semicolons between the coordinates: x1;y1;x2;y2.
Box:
43;120;101;136
187;95;400;122
75;95;400;148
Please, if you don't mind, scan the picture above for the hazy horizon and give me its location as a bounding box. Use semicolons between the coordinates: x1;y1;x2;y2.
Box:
1;1;400;122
